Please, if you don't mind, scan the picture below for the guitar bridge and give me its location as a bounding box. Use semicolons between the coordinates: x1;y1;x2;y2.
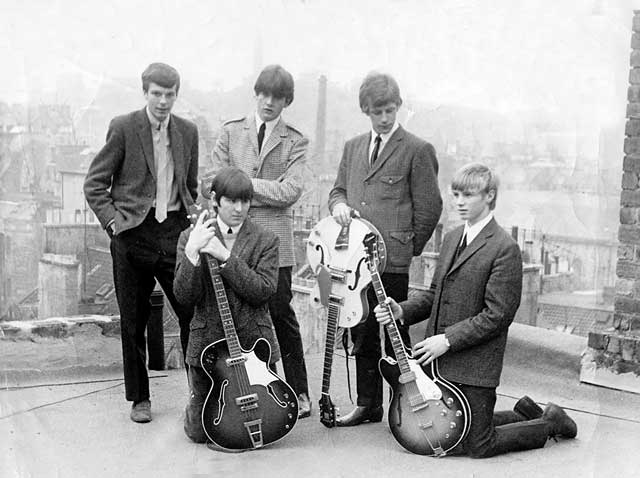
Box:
243;419;264;448
235;393;259;411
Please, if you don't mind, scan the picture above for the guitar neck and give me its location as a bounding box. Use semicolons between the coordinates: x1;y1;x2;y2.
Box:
369;269;413;375
204;255;243;359
321;302;340;395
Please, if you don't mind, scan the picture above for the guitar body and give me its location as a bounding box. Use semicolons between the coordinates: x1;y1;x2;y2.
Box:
306;216;386;328
201;338;299;451
379;356;471;456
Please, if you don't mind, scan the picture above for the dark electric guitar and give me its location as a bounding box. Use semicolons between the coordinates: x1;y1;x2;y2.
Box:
307;216;387;427
363;233;472;456
193;208;298;450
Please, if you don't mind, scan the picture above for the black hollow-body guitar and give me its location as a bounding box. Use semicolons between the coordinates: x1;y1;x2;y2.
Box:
363;234;472;456
193;207;298;450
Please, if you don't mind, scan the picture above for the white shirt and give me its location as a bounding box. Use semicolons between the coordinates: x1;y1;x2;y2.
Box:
462;211;494;247
254;112;280;148
368;121;400;164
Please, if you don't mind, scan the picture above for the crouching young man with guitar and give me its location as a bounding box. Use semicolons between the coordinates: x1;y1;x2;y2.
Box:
375;163;577;458
174;167;297;447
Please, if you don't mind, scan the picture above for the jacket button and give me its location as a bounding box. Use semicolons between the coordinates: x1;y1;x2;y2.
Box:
361;201;366;206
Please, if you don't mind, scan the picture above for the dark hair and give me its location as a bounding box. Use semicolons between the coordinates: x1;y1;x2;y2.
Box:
254;64;295;106
359;72;402;114
141;63;180;93
451;163;499;210
210;167;254;203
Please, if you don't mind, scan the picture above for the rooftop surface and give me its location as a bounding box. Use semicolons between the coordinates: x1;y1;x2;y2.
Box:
1;322;640;478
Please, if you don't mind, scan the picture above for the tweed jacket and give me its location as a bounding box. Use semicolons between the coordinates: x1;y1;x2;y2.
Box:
173;218;281;367
84;108;199;234
328;126;442;274
401;218;523;388
210;115;308;268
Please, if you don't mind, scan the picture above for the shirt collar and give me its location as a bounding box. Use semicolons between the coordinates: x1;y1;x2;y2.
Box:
216;215;243;235
255;112;281;141
463;211;494;245
370;121;400;145
146;106;170;131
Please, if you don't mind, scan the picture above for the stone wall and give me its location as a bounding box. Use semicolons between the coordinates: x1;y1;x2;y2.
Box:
581;11;640;394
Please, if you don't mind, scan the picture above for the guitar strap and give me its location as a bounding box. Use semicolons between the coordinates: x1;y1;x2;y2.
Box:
341;328;355;404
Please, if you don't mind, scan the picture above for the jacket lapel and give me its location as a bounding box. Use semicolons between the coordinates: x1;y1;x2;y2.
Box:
231;220;252;256
135;109;156;180
260;117;286;161
169;118;185;185
442;226;464;276
243;115;260;159
368;126;404;177
447;218;497;275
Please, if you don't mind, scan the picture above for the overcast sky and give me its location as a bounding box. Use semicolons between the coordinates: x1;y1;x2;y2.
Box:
1;0;639;124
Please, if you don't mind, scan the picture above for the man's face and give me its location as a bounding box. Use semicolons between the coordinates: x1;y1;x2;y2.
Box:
255;92;287;122
452;189;494;226
215;195;250;227
144;82;178;122
365;101;398;135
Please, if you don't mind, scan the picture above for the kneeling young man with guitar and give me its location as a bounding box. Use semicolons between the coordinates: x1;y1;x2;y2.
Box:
174;167;297;448
375;163;577;458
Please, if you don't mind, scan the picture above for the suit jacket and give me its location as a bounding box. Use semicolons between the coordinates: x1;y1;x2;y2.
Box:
84;108;199;234
328;126;442;274
401;218;522;388
173;218;281;367
210;115;308;268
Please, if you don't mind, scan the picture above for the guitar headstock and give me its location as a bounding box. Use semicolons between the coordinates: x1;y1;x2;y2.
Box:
362;232;380;273
319;394;337;428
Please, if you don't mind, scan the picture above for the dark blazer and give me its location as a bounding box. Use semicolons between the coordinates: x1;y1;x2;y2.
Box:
173;218;281;367
84;108;199;234
328;126;442;274
402;218;522;387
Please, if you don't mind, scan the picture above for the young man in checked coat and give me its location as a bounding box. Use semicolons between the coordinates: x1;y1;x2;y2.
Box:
207;64;311;418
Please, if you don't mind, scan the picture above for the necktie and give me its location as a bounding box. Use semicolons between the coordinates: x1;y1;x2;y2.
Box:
227;228;233;234
155;122;168;223
370;134;381;165
257;122;266;153
455;233;467;261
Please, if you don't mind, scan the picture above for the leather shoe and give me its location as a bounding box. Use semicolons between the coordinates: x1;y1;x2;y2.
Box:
130;399;152;423
298;393;312;419
336;405;383;427
514;395;543;420
543;403;577;438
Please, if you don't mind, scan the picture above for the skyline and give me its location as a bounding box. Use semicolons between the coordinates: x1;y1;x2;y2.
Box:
1;0;638;127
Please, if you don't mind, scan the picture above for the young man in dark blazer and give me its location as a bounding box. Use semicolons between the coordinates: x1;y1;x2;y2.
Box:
375;163;577;457
83;63;199;423
173;167;281;443
329;72;442;426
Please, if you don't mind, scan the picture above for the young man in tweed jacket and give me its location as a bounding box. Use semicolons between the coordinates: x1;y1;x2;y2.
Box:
208;65;311;418
329;72;443;426
375;163;577;457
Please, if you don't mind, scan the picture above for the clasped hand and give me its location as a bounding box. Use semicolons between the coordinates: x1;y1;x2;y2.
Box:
185;210;230;263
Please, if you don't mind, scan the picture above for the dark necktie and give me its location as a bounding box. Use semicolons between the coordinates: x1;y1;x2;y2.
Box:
370;134;381;165
258;122;266;153
227;228;233;234
455;233;467;261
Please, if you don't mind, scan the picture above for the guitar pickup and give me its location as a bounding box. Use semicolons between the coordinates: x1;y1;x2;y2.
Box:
328;294;345;306
328;267;347;283
235;393;259;412
398;371;417;384
226;356;247;367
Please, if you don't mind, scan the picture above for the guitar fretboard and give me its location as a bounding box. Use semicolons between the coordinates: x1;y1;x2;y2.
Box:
368;264;412;377
206;257;243;360
321;302;340;394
